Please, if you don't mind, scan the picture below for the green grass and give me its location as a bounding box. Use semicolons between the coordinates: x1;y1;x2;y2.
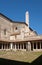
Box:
0;50;7;55
0;50;42;63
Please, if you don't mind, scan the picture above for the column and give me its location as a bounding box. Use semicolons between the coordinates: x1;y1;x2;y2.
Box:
13;43;15;49
40;42;41;49
20;44;22;49
10;43;13;50
26;42;31;51
15;43;16;50
28;42;31;51
26;42;28;51
7;44;8;49
18;43;19;49
23;43;24;49
4;44;5;49
2;44;3;49
33;42;34;50
36;42;38;49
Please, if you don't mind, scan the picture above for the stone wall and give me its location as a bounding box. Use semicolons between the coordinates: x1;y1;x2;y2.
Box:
0;15;37;41
0;16;13;40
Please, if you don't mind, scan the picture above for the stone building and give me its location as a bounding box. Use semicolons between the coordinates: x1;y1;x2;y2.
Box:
0;11;42;51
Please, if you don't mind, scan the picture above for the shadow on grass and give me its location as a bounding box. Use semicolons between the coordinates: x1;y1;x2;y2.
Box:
31;55;42;65
0;58;30;65
0;55;42;65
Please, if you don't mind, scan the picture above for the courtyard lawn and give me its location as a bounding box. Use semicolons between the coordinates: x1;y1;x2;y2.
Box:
0;50;42;63
0;50;7;55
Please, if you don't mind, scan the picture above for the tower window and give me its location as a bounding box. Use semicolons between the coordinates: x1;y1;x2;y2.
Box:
29;33;30;35
15;27;17;30
4;29;6;35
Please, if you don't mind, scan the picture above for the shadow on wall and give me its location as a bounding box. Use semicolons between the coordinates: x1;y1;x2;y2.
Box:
0;55;42;65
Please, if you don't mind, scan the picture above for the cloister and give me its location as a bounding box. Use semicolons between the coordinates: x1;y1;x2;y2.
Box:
0;41;42;51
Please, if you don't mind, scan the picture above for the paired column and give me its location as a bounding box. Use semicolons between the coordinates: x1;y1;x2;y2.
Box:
4;44;5;49
40;42;41;49
18;43;19;49
36;42;38;49
2;44;3;49
10;43;13;50
20;44;22;49
23;43;24;49
7;44;8;49
15;43;16;50
33;42;34;49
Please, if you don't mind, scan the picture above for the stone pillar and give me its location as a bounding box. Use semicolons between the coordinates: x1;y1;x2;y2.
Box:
33;42;34;50
23;43;24;49
26;42;31;51
15;43;16;50
10;43;13;50
18;43;19;50
4;44;5;49
40;42;41;49
2;44;3;49
36;42;38;49
7;44;8;49
20;44;22;49
26;42;28;51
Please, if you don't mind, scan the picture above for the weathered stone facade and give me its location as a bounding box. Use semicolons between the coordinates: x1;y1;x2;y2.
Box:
0;12;42;51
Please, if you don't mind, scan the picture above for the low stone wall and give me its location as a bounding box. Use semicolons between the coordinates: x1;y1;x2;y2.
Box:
33;49;42;51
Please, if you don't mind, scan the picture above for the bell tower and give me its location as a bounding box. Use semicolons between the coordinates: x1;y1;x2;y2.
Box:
25;11;29;27
25;11;29;33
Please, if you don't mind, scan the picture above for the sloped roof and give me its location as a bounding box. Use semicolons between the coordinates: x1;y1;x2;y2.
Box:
0;13;34;32
0;13;28;25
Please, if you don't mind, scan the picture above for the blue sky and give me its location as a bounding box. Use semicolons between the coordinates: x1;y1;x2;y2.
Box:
0;0;42;35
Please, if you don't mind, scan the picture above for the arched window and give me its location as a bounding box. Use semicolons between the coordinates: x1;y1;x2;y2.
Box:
4;29;6;35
